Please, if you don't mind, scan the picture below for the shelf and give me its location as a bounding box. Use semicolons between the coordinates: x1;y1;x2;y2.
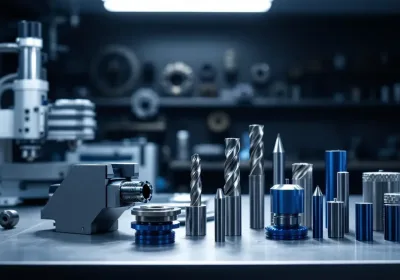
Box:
169;160;400;171
92;96;399;109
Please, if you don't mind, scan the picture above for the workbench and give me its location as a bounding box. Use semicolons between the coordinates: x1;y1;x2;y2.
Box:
0;195;399;279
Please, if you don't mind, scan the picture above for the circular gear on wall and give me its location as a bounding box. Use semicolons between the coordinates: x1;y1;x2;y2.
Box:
90;45;141;96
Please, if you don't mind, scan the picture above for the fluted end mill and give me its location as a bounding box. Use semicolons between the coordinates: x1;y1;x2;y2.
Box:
190;154;202;206
249;124;264;176
224;138;240;197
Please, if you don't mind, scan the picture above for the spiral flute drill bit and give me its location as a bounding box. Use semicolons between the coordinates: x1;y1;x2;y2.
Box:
190;154;201;206
224;138;241;236
249;125;265;229
186;154;206;236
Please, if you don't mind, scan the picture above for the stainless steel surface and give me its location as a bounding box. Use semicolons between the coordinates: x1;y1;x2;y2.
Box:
224;138;241;236
249;124;264;229
131;205;181;223
292;163;313;228
327;198;344;238
272;134;285;223
18;44;42;80
2;196;400;266
186;205;206;236
214;189;225;242
0;209;19;229
273;214;299;227
190;154;202;206
363;171;400;231
186;154;206;236
337;171;350;233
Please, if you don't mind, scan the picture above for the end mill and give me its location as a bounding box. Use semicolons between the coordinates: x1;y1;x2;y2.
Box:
186;154;206;236
224;138;241;236
249;124;265;229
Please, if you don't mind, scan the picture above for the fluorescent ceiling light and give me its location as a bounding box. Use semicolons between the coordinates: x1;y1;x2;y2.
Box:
103;0;272;13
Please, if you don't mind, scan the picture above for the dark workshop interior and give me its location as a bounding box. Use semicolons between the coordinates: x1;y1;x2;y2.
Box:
2;0;400;275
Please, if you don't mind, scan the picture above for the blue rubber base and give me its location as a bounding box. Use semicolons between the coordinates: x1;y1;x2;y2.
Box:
131;221;180;245
265;225;308;240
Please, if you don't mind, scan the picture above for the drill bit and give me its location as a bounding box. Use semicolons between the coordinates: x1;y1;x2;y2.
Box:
186;154;206;236
215;188;225;242
249;124;264;176
273;133;285;185
312;186;323;238
190;154;201;206
224;138;240;197
249;125;265;229
224;138;241;236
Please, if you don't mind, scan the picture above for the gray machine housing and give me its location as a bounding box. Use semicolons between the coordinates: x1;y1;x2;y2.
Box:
41;163;140;235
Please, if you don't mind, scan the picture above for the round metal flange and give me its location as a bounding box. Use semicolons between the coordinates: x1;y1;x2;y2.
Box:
161;62;194;96
131;88;160;119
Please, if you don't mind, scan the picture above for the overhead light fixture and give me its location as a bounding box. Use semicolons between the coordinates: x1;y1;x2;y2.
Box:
103;0;272;13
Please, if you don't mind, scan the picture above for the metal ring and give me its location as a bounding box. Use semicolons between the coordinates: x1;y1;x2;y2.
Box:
90;45;141;96
161;62;194;96
131;88;160;119
207;111;230;133
251;63;270;85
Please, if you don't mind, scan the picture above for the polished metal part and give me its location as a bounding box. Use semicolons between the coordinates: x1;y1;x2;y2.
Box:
325;150;347;228
273;134;285;185
131;88;160;119
224;138;241;236
131;205;181;223
186;154;206;236
176;130;190;160
251;63;270;85
161;61;194;96
337;171;350;233
120;180;153;204
355;202;373;242
272;134;285;223
384;193;400;204
312;186;323;239
215;188;225;242
249;124;264;229
0;209;19;229
327;198;344;238
384;204;400;242
292;163;313;228
362;171;400;231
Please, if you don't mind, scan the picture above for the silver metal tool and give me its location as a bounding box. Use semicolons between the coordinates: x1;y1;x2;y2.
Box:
312;186;323;238
327;198;344;238
337;171;349;233
292;163;313;228
249;124;264;229
362;171;400;231
271;134;285;223
0;209;19;229
215;188;225;242
224;138;241;236
186;154;206;236
41;163;152;234
176;130;190;160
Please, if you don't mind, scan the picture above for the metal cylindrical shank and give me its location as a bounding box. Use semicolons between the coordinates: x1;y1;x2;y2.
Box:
120;180;153;203
292;163;313;228
224;138;241;236
355;202;373;242
384;204;400;242
337;171;349;233
327;198;344;238
249;124;264;229
186;154;206;236
325;150;347;227
273;134;285;185
215;188;225;242
312;186;323;238
362;171;400;231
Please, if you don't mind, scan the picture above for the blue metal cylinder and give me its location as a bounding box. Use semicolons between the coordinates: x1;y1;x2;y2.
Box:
312;193;323;238
271;184;304;214
384;204;400;242
355;202;373;241
325;150;347;227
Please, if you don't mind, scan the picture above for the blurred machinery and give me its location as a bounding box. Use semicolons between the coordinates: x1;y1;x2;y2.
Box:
0;21;97;205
